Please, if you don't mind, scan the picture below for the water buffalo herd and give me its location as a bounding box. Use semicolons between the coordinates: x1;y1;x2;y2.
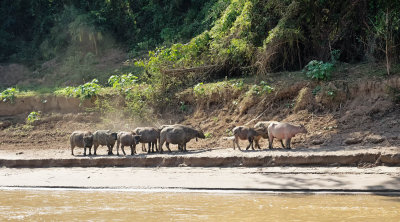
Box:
70;121;307;156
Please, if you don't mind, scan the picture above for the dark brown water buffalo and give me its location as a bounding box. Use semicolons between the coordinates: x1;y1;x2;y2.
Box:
232;126;264;150
134;127;160;153
93;130;118;155
70;131;93;156
159;125;205;153
116;131;141;155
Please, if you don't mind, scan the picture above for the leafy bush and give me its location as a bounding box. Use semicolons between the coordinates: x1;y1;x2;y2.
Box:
193;82;206;97
108;73;138;90
54;79;101;99
304;60;334;81
54;86;75;97
248;81;274;95
26;111;41;124
74;79;101;99
0;87;18;103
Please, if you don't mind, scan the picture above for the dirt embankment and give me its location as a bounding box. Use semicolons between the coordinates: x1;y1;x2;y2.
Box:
0;96;94;116
0;75;400;167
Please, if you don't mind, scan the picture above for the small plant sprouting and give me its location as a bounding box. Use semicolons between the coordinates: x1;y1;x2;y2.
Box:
179;101;187;112
204;132;213;138
327;90;335;97
312;86;321;95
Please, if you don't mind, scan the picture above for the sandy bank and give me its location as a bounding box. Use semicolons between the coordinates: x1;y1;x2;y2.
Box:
0;167;399;192
1;147;400;168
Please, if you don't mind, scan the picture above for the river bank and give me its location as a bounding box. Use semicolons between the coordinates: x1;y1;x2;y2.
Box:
1;145;400;167
1;167;399;193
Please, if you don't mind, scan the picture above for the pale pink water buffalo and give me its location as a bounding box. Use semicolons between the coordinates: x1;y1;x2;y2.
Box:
267;122;307;149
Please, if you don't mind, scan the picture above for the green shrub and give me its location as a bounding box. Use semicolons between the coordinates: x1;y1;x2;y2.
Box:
248;81;274;95
304;60;334;81
108;73;138;90
0;87;18;103
54;79;102;99
74;79;101;99
54;86;75;97
193;82;206;97
26;111;41;124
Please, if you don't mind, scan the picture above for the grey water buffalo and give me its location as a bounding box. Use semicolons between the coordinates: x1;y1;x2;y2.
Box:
159;125;205;153
93;130;118;155
134;127;160;153
70;131;93;156
116;131;141;155
267;122;307;149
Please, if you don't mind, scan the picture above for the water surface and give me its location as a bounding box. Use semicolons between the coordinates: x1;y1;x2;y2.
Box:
0;189;399;221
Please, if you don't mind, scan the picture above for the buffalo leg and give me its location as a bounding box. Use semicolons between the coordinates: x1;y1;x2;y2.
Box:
268;136;274;149
93;145;98;155
159;140;164;154
147;142;151;154
255;139;261;150
234;136;241;150
165;142;172;152
142;143;146;152
183;143;187;152
286;138;291;149
280;140;285;148
108;145;114;155
246;137;254;150
131;145;136;155
121;145;126;156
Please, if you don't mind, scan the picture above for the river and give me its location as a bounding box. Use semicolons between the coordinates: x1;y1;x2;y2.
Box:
0;189;399;221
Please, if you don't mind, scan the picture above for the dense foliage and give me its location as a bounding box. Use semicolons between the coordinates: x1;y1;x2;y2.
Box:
0;0;223;64
1;0;400;88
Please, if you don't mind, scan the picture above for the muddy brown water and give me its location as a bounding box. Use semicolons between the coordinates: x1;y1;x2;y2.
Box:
0;189;399;221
